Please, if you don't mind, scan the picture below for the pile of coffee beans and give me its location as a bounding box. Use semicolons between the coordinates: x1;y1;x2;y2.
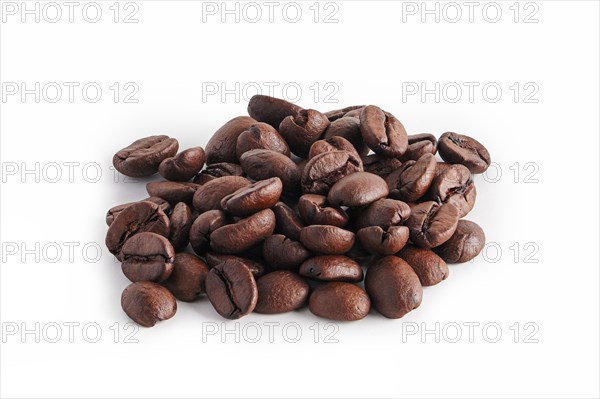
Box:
106;95;490;327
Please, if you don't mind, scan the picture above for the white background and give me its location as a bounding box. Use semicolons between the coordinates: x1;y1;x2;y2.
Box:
1;1;599;398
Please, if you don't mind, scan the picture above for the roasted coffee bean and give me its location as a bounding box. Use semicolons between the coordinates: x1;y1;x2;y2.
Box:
298;194;349;227
272;201;305;241
205;252;267;278
193;162;244;185
210;209;276;254
327;172;389;208
386;153;437;202
428;164;476;218
247;94;303;129
359;106;408;157
345;241;373;261
189;210;230;256
309;282;370;321
399;133;437;162
236;122;290;159
162;253;209;301
308;136;362;163
324;117;369;156
254;271;310;314
240;149;301;195
300;225;355;255
433;220;485;263
121;232;175;283
168;202;193;251
357;226;409;255
113;135;179;177
406;201;459;248
279;109;330;158
105;201;170;260
146;181;201;206
221;177;283;216
435;162;452;178
355;198;411;230
192;176;251;213
299;256;363;282
205;259;258;319
262;234;311;271
106;196;170;226
301;150;363;195
324;105;365;122
398;245;448;286
205;116;257;164
158;147;205;182
365;256;422;319
438;132;491;173
121;282;177;327
361;154;403;178
343;108;363;119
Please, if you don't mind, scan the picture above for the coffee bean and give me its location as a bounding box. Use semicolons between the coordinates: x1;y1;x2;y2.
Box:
301;150;363;195
327;172;389;208
386;153;437;202
146;181;201;206
106;196;170;226
365;256;422;319
193;162;244;185
162;252;209;301
398;245;448;286
158;147;205;182
359;106;408;157
262;234;311;271
205;252;267;278
168;202;193;251
299;255;363;282
433;220;485;263
221;177;283;216
300;225;355;255
298;194;349;227
236;122;290;159
324;105;365;122
435;162;452;178
247;95;303;129
343;108;363;119
279;109;330;158
121;232;175;283
308;136;362;162
240;149;301;195
428;164;476;217
113;135;179;177
121;282;177;327
355;198;411;230
399;133;437;162
210;209;276;254
361;154;403;178
192;176;251;213
205;116;257;164
357;226;409;255
189;210;230;256
205;259;258;319
406;201;459;248
309;282;370;321
272;201;305;241
105;201;170;260
254;271;309;314
324;117;369;156
438;132;491;173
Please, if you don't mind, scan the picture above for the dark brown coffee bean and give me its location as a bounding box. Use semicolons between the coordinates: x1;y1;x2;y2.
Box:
254;271;309;314
428;164;476;218
189;210;230;256
113;135;179;177
300;225;355;255
205;252;267;277
324;105;365;122
433;220;485;263
386;153;437;202
435;162;452;178
279;109;330;158
438;132;491;173
210;209;276;254
205;259;258;319
357;226;409;255
121;232;175;283
262;234;311;271
398;245;448;286
361;154;403;178
299;256;363;282
121;282;177;327
308;136;362;163
158;147;205;182
365;256;422;319
324;117;369;156
301;150;363;195
406;201;459;248
205;116;257;164
247;94;303;129
162;253;209;301
359;106;408;157
399;133;437;162
309;282;370;321
192;176;251;213
236;122;290;159
105;201;170;260
343;107;363;119
168;202;193;251
272;202;305;241
327;172;389;208
355;198;411;230
298;194;348;227
221;177;283;216
240;149;301;195
193;162;244;184
146;181;201;206
106;196;170;226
